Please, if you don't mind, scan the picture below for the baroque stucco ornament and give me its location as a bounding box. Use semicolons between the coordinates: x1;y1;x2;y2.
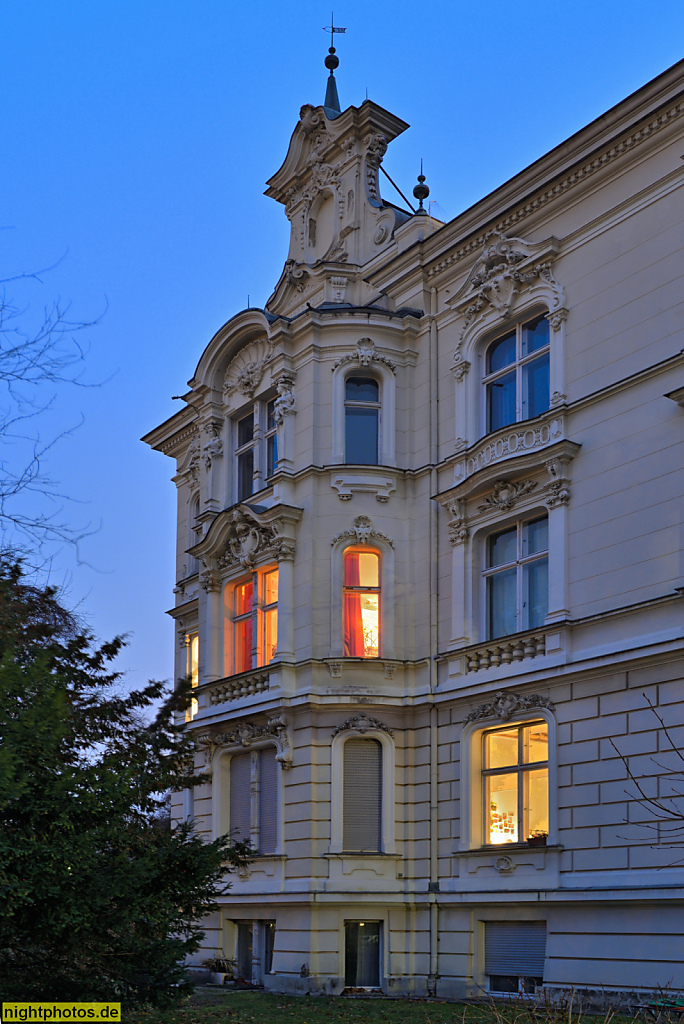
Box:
216;508;278;570
332;338;396;373
477;478;538;514
332;714;393;738
331;515;394;548
223;339;277;399
465;690;554;724
449;231;566;356
197;714;293;769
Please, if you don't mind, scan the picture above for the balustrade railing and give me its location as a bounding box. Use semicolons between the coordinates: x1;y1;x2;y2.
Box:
464;630;547;673
206;665;273;704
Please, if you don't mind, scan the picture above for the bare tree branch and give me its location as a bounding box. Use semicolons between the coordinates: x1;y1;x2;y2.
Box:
0;267;105;557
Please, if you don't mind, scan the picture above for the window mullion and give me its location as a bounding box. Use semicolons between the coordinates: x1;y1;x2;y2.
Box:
251;571;259;666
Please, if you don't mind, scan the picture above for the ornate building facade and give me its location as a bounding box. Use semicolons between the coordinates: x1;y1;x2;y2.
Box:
143;56;684;998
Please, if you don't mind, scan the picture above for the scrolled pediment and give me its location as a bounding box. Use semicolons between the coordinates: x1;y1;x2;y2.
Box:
448;231;565;356
190;502;303;574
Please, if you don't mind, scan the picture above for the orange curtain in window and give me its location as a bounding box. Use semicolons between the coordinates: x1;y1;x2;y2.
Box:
343;552;364;657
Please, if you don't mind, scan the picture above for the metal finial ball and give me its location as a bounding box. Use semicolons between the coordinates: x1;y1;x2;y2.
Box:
325;47;339;71
413;173;430;204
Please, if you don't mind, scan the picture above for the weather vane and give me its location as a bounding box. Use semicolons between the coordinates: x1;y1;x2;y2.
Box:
323;13;346;41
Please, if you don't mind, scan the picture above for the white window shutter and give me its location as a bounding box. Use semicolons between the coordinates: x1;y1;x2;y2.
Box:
230;751;251;844
258;747;278;854
485;921;547;976
343;738;382;852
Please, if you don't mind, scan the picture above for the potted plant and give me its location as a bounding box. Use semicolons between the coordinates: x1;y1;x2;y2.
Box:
527;830;548;847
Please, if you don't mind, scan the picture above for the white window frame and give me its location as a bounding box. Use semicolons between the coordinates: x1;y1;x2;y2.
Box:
232;396;278;504
213;744;283;856
186;493;201;577
481;315;551;437
459;707;557;852
330;728;395;855
482;513;549;640
331;361;396;467
223;565;280;677
452;295;567;453
184;630;199;722
329;539;395;659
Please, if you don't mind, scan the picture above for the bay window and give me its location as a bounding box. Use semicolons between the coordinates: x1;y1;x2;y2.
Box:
483;721;549;845
485;515;548;639
343;548;380;657
484;314;550;433
228;567;279;675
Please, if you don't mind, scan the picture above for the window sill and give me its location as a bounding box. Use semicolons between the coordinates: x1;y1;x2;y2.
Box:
326;852;401;859
455;844;562;856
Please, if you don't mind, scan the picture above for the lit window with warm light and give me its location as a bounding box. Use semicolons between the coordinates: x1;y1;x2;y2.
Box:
343;548;380;658
185;632;199;722
229;567;279;676
483;721;548;845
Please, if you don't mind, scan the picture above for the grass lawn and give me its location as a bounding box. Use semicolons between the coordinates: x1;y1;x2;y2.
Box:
124;990;643;1024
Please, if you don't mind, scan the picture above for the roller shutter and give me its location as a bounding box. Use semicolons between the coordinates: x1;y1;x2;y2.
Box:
258;747;278;854
485;921;546;977
343;738;382;852
230;751;251;843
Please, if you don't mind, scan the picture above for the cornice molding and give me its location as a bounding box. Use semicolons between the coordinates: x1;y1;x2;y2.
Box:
425;97;684;282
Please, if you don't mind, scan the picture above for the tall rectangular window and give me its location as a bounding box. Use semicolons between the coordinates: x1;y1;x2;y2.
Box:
343;549;380;658
236;411;255;501
234;398;279;502
345;376;379;465
234;580;253;673
184;632;199;722
229;747;278;854
266;399;278;478
229;567;279;676
484;315;550;434
343;738;382;852
485;515;548;639
483;721;548;845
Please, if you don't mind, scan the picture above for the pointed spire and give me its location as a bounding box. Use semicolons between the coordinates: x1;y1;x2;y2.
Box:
324;46;341;114
413;160;430;216
322;14;345;117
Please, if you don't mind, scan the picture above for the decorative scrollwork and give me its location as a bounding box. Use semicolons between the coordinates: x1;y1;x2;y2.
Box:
465;690;553;724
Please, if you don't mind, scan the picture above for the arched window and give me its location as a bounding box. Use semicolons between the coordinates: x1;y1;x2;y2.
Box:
483;314;550;433
343;738;382;852
343;548;380;657
345;376;379;464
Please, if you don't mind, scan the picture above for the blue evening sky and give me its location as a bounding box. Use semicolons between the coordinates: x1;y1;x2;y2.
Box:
2;1;683;692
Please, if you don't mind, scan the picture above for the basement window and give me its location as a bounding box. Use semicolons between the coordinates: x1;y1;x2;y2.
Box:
485;920;546;994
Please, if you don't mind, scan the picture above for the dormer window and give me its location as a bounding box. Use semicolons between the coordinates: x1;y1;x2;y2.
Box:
345;377;379;465
484;315;550;433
